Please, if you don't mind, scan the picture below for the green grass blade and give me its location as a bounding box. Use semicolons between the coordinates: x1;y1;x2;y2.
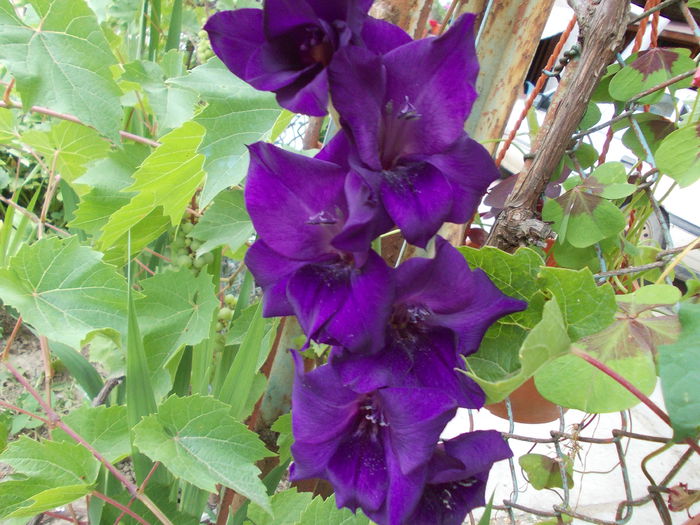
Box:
0;200;15;266
148;0;161;61
50;341;103;400
165;0;182;52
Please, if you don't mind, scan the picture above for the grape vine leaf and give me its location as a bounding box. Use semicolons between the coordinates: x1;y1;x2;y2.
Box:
132;394;272;513
190;188;253;256
169;58;282;206
120;60;198;133
609;48;695;104
53;405;130;464
538;266;616;340
21;121;111;192
0;236;128;348
466;297;570;404
0;437;99;519
247;489;313;525
656;123;700;187
519;454;573;491
69;143;149;235
298;494;370;525
135;267;219;398
98;121;205;259
658;302;700;441
0;0;123;140
0;107;17;143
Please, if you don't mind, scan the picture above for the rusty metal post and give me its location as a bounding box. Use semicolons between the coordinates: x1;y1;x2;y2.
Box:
370;0;434;37
466;0;557;151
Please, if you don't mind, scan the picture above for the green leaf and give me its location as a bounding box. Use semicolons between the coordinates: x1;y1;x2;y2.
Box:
247;489;312;525
298;494;370;525
580;162;636;199
538;266;616;340
519;454;573;490
121;60;197;132
50;340;104;399
53;405;130;463
656;122;700;187
0;107;17;143
0;236;128;348
135;267;219;398
169;58;282;205
219;302;273;420
542;189;627;248
466;297;570;404
133;394;272;512
270;413;293;465
621;114;676;159
618;283;681;305
190;188;253;256
658;302;700;440
0;437;99;518
564;142;597;170
578;102;601;131
534;299;676;413
99;121;205;258
21;120;111;192
0;0;123;140
70;144;150;235
609;48;695;104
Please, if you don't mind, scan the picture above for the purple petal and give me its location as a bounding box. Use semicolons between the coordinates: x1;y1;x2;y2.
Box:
362;17;412;55
328;46;386;170
316;130;352;169
244;240;302;318
331;343;412;394
290;358;359;445
204;10;265;84
396;238;526;353
328;429;389;512
331;171;394;254
383;14;478;154
245;142;346;260
262;0;319;39
379;387;457;474
365;448;427;525
426;134;501;224
321;250;394;353
287;258;352;343
275;67;330;116
243;44;318;92
441;430;512;481
379;161;452;248
290;438;343;480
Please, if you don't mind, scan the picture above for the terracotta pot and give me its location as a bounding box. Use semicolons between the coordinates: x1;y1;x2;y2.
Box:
485;377;565;424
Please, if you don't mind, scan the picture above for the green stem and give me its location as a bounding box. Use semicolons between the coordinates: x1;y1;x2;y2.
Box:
165;0;183;52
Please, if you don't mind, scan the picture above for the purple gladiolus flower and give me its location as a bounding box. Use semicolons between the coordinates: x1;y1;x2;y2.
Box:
331;237;526;406
244;141;393;353
204;0;411;116
328;14;500;249
289;353;457;516
366;430;512;525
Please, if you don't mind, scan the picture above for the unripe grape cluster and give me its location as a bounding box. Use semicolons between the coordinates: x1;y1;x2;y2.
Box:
170;220;214;275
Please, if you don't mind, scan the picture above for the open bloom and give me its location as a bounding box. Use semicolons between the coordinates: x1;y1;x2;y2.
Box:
367;430;512;525
328;14;499;248
290;354;457;517
204;0;411;116
331;237;526;407
244;142;393;353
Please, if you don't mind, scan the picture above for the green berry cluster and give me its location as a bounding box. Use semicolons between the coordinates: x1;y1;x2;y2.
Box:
214;295;237;350
196;30;214;65
171;221;214;274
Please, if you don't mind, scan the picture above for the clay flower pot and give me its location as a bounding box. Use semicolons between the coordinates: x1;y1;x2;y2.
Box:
485;377;565;424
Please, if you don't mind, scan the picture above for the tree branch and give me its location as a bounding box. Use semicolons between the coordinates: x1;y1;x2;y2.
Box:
486;0;629;252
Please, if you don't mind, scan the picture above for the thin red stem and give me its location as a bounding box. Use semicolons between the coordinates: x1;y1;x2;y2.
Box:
1;315;23;360
134;258;156;276
43;511;84;525
143;247;172;263
92;491;150;525
114;462;161;525
0;399;51;425
572;349;700;455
